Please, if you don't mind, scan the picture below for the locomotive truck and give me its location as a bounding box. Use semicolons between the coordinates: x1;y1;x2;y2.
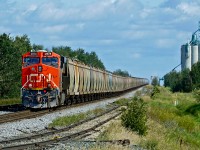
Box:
21;50;148;108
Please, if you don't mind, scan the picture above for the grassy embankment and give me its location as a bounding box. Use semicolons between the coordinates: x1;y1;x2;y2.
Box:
47;86;200;149
0;98;21;105
144;86;200;149
95;86;200;150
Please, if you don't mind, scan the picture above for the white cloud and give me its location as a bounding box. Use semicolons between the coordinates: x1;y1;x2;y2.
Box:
15;15;28;25
121;30;147;40
1;0;200;79
177;2;200;16
0;26;12;33
41;24;68;33
131;53;141;59
76;23;85;30
34;0;142;22
155;38;176;48
140;8;154;19
39;3;66;20
140;0;166;7
98;39;116;45
29;4;37;11
23;4;38;15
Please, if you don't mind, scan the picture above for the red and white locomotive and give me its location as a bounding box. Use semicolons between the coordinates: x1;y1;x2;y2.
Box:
21;50;148;108
21;50;61;108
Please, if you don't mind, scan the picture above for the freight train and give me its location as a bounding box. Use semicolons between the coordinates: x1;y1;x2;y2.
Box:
21;50;148;108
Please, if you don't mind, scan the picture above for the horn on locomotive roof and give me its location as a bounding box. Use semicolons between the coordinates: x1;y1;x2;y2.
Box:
37;50;48;52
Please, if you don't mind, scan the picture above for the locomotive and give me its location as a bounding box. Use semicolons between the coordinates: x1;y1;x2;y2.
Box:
21;50;148;108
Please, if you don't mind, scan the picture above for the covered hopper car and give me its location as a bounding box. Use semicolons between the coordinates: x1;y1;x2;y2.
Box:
21;50;148;108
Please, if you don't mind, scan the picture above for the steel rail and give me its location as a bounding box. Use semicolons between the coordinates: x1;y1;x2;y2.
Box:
0;104;26;112
0;109;50;124
0;85;146;125
0;106;119;145
1;112;121;150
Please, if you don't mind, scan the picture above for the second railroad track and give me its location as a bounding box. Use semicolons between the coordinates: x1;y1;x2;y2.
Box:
0;105;121;150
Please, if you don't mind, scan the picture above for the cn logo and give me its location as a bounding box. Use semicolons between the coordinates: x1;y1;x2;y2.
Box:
29;74;52;82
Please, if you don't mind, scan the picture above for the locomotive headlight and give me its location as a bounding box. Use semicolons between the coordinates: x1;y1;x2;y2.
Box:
47;83;51;88
38;66;42;72
31;67;35;71
28;83;32;88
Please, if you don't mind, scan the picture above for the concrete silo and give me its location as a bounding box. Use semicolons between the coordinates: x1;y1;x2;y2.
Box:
198;46;200;62
181;22;200;71
191;45;198;66
181;43;191;70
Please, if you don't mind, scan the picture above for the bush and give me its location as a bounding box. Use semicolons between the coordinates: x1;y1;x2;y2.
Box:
193;89;200;103
141;85;154;96
185;104;200;117
121;97;147;136
114;98;129;106
150;86;160;99
141;139;158;150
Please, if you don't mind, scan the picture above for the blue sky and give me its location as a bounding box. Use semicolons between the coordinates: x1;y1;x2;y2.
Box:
1;0;200;81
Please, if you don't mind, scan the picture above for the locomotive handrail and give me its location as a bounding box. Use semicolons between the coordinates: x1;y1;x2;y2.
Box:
21;78;30;96
50;79;60;96
21;76;31;89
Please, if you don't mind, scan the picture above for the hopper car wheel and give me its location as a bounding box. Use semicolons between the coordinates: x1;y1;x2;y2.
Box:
56;95;61;106
68;98;72;105
81;95;85;103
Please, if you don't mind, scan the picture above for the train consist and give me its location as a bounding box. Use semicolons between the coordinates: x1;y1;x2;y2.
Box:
21;50;148;108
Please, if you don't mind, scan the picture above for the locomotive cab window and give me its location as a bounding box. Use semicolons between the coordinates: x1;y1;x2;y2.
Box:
42;57;58;68
23;57;40;67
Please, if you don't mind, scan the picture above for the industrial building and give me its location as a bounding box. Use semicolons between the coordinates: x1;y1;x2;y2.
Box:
181;22;200;70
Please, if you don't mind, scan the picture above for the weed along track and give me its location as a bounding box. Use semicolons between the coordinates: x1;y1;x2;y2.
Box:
0;106;121;150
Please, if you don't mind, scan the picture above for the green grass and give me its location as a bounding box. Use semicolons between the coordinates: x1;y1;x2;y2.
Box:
49;86;200;149
143;86;200;148
0;98;21;105
49;107;106;128
140;138;158;150
49;113;87;127
185;104;200;117
113;98;129;106
94;86;200;149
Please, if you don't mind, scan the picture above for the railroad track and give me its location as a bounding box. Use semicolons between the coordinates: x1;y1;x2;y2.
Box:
0;92;122;124
0;98;107;125
0;98;95;124
0;104;26;112
0;86;144;125
0;106;121;150
0;109;50;124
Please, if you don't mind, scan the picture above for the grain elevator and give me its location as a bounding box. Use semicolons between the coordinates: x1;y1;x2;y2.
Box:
181;22;200;70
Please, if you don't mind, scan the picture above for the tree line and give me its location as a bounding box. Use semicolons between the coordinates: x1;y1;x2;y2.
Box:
163;62;200;92
52;46;105;70
113;69;131;77
0;33;131;98
0;33;31;98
